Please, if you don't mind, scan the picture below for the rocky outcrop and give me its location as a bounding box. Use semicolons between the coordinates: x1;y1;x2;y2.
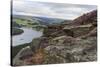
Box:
63;24;93;37
42;9;97;64
63;10;97;37
44;36;97;63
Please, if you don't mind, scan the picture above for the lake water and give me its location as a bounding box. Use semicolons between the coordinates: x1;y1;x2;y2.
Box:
12;27;43;46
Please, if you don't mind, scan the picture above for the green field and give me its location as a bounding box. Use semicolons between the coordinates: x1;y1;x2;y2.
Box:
15;18;40;27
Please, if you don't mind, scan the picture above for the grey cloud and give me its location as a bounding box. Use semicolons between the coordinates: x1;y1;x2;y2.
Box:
13;0;97;20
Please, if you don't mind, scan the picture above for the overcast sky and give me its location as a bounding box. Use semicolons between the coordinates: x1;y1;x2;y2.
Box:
13;0;97;20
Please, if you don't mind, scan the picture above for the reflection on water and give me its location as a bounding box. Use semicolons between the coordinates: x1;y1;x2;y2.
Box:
12;27;42;46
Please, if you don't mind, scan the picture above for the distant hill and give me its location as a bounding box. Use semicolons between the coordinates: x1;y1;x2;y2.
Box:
12;15;70;25
33;16;67;25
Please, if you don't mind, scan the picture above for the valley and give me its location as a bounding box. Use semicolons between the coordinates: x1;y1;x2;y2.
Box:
12;10;97;66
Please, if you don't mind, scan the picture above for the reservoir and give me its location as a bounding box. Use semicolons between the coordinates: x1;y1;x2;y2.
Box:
12;27;43;46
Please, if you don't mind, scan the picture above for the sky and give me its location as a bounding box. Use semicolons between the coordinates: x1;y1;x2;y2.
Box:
12;0;97;20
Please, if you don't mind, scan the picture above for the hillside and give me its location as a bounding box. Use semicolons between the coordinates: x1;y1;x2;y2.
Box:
13;15;66;24
71;10;97;25
12;10;97;66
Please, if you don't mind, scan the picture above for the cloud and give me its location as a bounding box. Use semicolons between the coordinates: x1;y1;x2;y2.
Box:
12;0;97;20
